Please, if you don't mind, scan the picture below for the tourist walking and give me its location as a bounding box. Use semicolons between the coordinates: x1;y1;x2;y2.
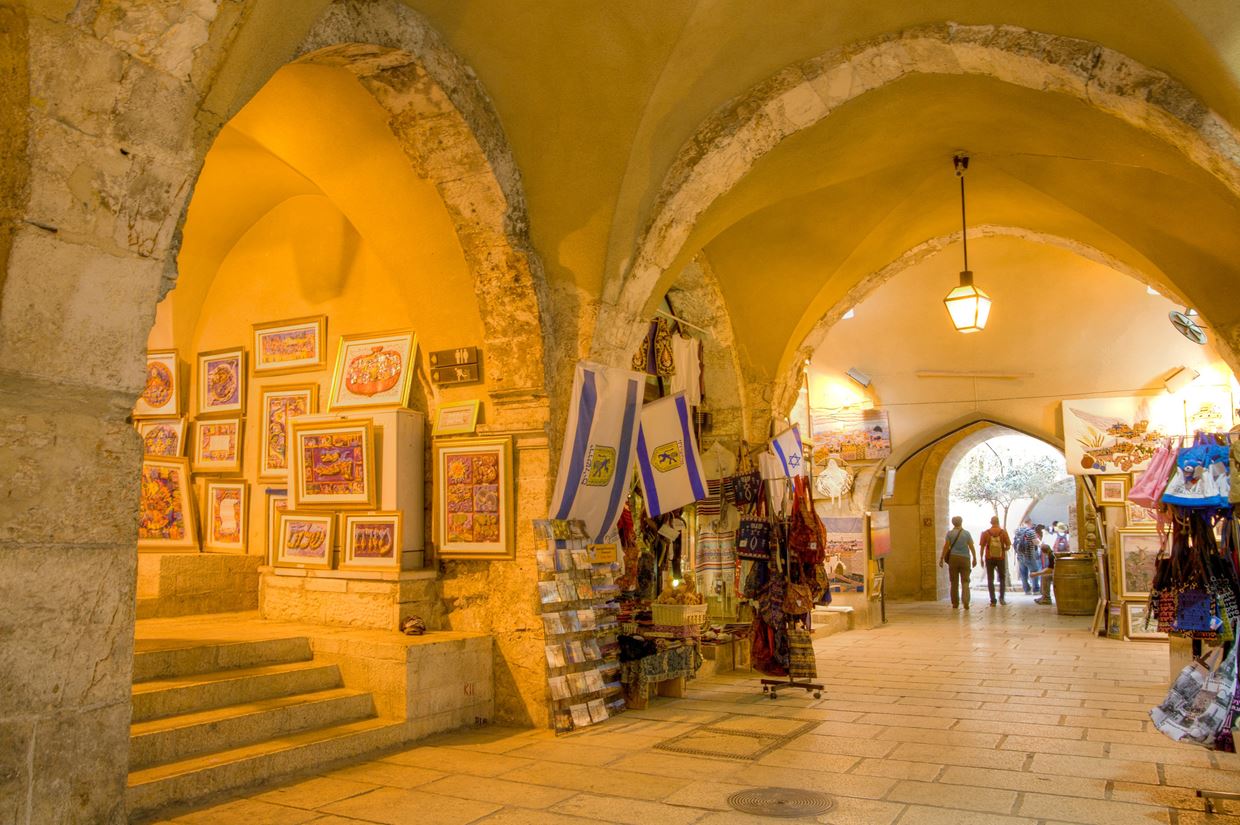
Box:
1035;541;1055;605
979;516;1011;605
939;516;977;610
1013;518;1041;595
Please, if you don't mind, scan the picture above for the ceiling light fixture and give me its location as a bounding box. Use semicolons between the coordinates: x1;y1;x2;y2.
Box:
1169;307;1207;345
943;154;992;334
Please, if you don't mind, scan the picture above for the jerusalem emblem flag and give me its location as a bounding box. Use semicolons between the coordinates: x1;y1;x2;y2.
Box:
549;361;644;542
636;392;707;517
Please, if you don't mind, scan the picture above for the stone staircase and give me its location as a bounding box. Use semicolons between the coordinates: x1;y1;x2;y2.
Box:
127;635;405;819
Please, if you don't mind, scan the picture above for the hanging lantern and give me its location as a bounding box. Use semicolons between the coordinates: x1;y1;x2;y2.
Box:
943;270;992;334
943;155;991;333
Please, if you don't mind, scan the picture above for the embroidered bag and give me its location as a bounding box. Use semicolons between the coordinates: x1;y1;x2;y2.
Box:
787;626;817;680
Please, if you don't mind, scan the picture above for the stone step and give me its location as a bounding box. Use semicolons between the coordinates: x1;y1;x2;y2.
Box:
131;661;342;723
127;716;408;820
129;687;376;771
132;636;313;683
810;607;853;639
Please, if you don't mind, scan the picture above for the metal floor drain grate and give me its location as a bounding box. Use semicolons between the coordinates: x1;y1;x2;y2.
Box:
653;716;818;761
727;787;836;818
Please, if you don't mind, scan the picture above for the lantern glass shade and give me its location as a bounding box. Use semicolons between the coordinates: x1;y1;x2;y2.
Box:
943;271;991;333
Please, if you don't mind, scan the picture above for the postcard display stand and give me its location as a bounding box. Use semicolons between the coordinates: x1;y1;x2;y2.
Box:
535;519;626;734
261;409;431;631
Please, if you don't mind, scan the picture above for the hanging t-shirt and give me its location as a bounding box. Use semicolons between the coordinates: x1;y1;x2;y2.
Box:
669;334;702;406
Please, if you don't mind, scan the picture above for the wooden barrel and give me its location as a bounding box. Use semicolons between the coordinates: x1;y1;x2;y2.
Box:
1054;555;1099;616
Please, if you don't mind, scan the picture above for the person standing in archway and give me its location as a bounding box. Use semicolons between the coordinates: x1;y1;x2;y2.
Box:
1014;518;1041;596
940;516;977;610
979;516;1011;606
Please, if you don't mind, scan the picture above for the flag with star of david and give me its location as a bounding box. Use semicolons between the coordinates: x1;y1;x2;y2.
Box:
771;425;807;478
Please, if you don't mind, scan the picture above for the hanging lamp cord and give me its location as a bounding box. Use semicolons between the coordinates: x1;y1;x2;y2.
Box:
959;170;969;272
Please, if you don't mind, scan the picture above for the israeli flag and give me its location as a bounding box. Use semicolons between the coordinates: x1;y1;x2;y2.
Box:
635;393;707;517
771;425;807;477
549;361;644;543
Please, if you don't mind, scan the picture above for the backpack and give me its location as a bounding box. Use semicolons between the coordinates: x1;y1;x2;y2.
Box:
986;532;1005;560
1054;533;1070;554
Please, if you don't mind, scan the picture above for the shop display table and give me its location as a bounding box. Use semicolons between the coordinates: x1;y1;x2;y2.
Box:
620;643;703;709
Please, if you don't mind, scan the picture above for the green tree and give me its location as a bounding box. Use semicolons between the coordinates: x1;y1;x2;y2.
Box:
951;445;1074;527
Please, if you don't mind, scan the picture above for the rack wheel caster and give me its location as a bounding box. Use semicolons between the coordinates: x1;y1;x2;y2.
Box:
813;691;822;699
769;691;778;700
761;685;769;694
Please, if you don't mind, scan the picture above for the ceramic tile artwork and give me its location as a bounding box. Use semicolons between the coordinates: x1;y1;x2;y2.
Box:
200;352;243;412
329;331;417;411
138;419;185;457
261;386;316;477
134;350;180;418
445;451;502;544
253;316;326;374
304;432;366;497
137;458;197;549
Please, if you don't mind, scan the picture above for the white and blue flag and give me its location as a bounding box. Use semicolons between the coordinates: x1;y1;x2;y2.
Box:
548;361;644;543
635;393;707;517
771;425;807;477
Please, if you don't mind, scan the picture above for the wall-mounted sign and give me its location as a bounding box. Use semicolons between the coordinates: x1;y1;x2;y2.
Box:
430;347;482;386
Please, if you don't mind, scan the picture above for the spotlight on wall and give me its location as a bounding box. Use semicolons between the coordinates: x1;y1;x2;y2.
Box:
883;467;897;499
846;367;872;388
842;309;856;320
1164;366;1200;394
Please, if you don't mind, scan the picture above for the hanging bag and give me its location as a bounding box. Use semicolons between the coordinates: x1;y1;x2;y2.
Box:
1151;643;1238;748
786;625;817;679
738;494;772;561
732;441;763;510
1130;437;1178;508
788;476;826;564
1163;433;1224;508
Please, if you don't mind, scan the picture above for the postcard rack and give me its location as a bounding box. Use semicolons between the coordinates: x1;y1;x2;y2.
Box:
534;518;625;734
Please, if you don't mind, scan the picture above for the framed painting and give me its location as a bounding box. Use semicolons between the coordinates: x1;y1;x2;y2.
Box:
133;349;181;419
434;400;482;436
137;457;198;550
1126;500;1157;528
252;315;327;375
203;480;248;553
137;418;186;457
289;418;376;508
275;511;334;570
197;347;246;417
192;417;243;473
340;512;402;571
434;436;514;560
1125;601;1167;641
258;384;318;478
1096;474;1130;506
264;488;289;566
1062;395;1182;475
1117;529;1162;600
328;330;418;411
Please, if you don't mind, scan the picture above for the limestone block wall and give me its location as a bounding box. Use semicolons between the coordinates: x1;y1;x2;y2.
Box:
260;569;447;632
136;553;261;618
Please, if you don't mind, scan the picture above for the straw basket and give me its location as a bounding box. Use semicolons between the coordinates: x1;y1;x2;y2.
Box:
651;603;708;627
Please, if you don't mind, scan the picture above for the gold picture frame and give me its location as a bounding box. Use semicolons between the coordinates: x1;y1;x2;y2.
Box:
1096;474;1130;506
203;479;248;553
1126;500;1157;528
289;418;377;509
133;349;181;419
192;417;243;474
258;384;318;479
196;347;247;417
1124;600;1167;641
275;510;335;570
340;511;403;571
433;400;482;436
328;330;418;412
252;315;327;375
1117;528;1162;600
434;436;514;560
137;417;186;457
137;456;198;550
264;488;289;566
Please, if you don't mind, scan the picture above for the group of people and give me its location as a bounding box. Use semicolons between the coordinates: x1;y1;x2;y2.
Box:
939;515;1071;609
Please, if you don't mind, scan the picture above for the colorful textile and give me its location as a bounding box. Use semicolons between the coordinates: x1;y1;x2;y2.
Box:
636;392;707;517
619;644;702;698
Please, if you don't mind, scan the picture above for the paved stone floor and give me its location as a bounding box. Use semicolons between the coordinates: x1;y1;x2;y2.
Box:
153;599;1240;825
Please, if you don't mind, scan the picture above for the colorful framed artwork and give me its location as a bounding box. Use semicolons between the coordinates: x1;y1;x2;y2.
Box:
197;347;246;417
133;349;181;419
253;315;327;376
433;400;482;436
1096;474;1130;506
137;457;198;550
1117;529;1162;599
264;489;289;566
340;512;402;570
192;417;243;473
289;418;377;508
1126;500;1157;528
275;511;334;570
259;384;318;478
1124;601;1167;641
328;330;418;411
434;436;514;560
203;480;248;553
1106;602;1124;640
137;418;186;457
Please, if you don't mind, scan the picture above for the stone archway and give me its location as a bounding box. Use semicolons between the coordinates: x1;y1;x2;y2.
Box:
591;23;1240;371
0;2;551;820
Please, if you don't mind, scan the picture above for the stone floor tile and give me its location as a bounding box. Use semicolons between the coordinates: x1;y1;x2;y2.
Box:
755;748;859;774
806;720;889;738
876;726;1000;749
472;808;609;825
1165;765;1240;793
1175;811;1240;825
997;734;1107;756
815;796;905;825
1028;752;1159;784
418;773;578;808
1108;741;1216;767
608;751;749;780
170;799;321;825
783;733;897;759
323;761;445;789
1060;714;1145;731
952;718;1086;740
551;792;707;824
253;776;378;809
937;765;1107;799
894;805;1035;825
1110;780;1204;809
888;741;1027;771
504;740;628;766
1017;791;1170;825
729;765;895;800
660;779;753;811
497;760;691;801
854;712;955;730
319;787;501;825
850;757;942;783
380;746;534;777
886;779;1017;814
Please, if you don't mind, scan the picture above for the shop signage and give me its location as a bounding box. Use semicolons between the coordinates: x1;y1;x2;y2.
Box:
429;347;481;385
